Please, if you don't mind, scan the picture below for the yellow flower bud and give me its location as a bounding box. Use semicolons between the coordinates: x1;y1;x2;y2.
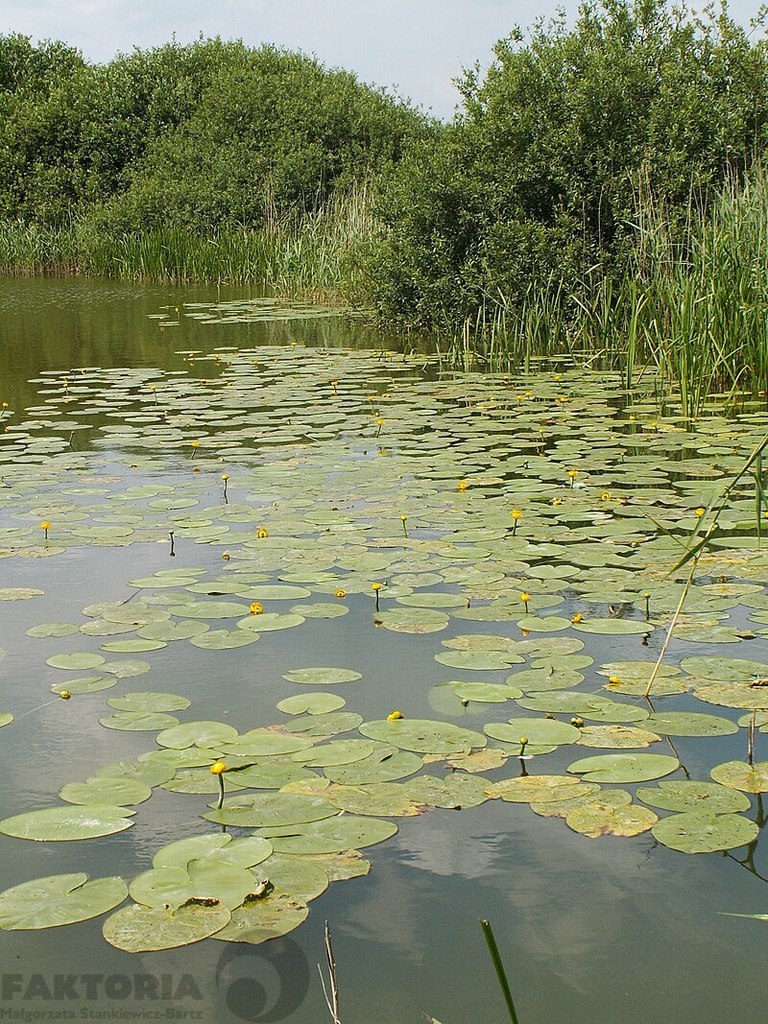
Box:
387;710;404;721
210;761;227;775
58;690;72;701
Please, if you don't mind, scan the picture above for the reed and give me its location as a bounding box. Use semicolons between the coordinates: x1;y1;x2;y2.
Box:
0;184;375;305
456;165;768;412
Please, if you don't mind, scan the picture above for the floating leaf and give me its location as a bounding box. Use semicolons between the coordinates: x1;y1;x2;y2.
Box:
400;773;489;808
156;721;239;749
100;711;180;732
359;718;486;754
325;783;427;817
282;667;362;685
212;893;308;945
46;652;106;670
710;761;768;792
567;753;679;783
0;874;128;930
202;793;338;828
0;805;135;841
59;778;152;806
276;693;346;715
565;800;657;838
483;718;581;745
637;781;751;813
107;691;191;713
324;749;424;785
103;902;230;951
642;711;738;737
265;815;397;854
652;812;759;853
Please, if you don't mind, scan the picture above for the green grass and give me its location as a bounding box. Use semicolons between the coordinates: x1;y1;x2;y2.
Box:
0;185;375;305
450;166;768;413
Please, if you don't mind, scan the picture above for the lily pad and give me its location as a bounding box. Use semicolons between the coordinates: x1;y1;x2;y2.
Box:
642;711;738;737
652;812;759;853
103;902;231;951
0;873;128;930
565;801;658;838
637;781;751;813
276;693;346;715
265;815;398;854
212;893;308;945
567;753;680;783
0;805;135;841
282;667;362;685
710;761;768;792
202;793;338;828
359;718;487;754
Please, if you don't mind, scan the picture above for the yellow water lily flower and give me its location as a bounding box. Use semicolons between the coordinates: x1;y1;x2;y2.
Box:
387;710;404;721
257;527;269;539
210;761;228;775
520;592;531;605
335;589;347;599
457;479;469;491
511;509;523;520
58;690;72;701
249;601;264;615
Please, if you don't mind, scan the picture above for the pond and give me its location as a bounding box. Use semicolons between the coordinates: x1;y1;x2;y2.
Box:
1;277;767;1024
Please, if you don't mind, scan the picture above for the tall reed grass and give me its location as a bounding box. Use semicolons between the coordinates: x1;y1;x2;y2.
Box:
456;167;768;413
0;185;375;305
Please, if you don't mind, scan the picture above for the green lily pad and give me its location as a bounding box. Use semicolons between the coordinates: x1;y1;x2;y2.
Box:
103;902;231;951
325;783;427;817
565;800;658;838
642;711;738;737
100;711;180;732
359;718;487;754
487;775;587;803
292;739;376;767
0;713;13;728
59;778;152;806
156;721;239;749
265;815;398;854
107;692;191;713
50;675;114;694
567;753;680;783
27;622;79;638
637;781;751;813
571;618;651;634
212;893;308;945
452;682;522;703
575;724;661;748
400;773;489;808
202;793;338;828
276;693;346;715
652;812;759;853
190;629;261;649
0;805;135;841
237;612;306;632
710;761;768;792
516;615;572;632
483;718;581;745
46;652;106;670
324;749;424;785
0;873;128;930
282;667;362;685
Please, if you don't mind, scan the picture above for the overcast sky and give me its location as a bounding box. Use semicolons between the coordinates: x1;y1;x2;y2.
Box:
0;1;764;119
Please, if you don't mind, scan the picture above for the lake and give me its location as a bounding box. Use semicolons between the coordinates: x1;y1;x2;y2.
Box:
0;277;767;1024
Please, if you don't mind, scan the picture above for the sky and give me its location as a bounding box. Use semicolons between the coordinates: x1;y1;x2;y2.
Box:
0;0;764;119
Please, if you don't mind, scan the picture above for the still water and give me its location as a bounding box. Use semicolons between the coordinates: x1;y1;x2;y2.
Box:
0;277;766;1024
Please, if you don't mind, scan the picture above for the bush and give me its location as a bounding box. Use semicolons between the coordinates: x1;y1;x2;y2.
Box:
370;0;768;326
